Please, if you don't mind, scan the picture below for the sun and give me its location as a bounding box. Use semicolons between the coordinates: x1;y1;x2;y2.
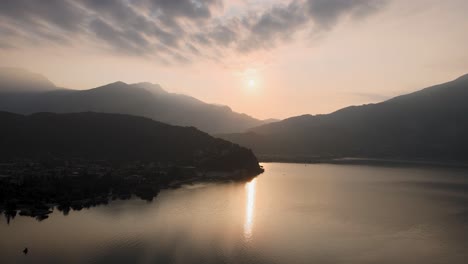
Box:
248;79;255;88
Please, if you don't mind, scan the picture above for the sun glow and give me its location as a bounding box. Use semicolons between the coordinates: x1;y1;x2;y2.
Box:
248;79;255;88
240;67;262;94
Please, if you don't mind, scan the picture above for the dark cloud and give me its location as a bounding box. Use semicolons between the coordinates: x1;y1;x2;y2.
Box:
0;26;16;37
209;24;238;47
145;0;221;20
171;52;191;64
237;0;387;53
307;0;387;29
185;43;201;55
238;1;309;53
80;0;181;48
0;0;86;31
252;1;309;39
0;0;387;63
0;43;13;49
89;18;151;55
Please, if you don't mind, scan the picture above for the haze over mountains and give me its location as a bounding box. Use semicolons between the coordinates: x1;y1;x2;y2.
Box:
0;68;272;134
2;67;468;164
220;74;468;162
0;68;58;93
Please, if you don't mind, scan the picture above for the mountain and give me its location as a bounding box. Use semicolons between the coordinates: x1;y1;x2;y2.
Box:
0;67;57;93
0;68;271;134
0;111;262;173
219;74;468;162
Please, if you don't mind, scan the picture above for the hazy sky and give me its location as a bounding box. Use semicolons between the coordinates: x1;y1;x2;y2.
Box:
1;0;467;119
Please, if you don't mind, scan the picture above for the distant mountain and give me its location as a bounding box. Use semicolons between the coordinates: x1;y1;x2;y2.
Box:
0;111;262;173
0;67;57;93
261;118;281;124
220;74;468;162
0;67;60;93
0;68;273;134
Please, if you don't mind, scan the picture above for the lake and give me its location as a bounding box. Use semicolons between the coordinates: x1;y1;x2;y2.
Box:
1;163;468;264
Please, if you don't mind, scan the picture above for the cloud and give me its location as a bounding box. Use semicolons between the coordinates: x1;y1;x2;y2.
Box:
89;18;151;55
144;0;222;20
0;0;387;64
307;0;387;29
0;0;86;31
237;1;310;53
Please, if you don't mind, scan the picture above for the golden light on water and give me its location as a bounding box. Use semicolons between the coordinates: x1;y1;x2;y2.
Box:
244;178;257;240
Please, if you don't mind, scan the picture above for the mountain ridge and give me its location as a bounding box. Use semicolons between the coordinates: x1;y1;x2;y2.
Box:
0;67;57;93
0;68;272;134
220;73;468;162
0;111;262;173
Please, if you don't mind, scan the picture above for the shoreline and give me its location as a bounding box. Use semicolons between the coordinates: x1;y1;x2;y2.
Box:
258;157;468;169
0;165;263;222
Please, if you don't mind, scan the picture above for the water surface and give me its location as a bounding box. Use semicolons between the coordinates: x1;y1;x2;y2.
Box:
1;163;468;264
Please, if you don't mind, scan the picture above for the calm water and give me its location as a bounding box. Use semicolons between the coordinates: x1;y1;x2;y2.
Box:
1;163;468;264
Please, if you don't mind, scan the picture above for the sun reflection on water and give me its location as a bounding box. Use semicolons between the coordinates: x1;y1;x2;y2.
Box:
244;178;257;241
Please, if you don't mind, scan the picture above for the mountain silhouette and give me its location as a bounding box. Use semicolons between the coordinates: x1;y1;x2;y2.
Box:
0;111;262;172
220;74;468;162
0;67;57;93
0;68;271;134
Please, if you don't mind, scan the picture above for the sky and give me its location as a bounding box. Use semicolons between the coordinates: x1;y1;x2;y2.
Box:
0;0;467;119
